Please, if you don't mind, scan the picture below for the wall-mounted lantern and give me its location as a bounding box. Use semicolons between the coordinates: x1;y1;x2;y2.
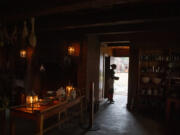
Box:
68;45;75;56
20;49;27;58
67;42;80;56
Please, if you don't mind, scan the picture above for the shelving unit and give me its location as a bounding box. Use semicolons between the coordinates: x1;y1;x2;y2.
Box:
137;48;180;117
137;48;170;116
166;49;180;98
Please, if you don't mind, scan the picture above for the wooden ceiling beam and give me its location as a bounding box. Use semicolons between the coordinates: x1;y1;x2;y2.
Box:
2;0;179;21
33;1;180;32
70;19;179;35
37;16;180;33
1;0;127;21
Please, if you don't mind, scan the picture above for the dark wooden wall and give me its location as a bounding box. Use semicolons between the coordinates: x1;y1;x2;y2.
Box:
0;31;84;99
31;32;84;93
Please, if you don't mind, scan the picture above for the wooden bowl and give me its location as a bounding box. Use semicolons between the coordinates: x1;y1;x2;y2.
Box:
142;77;150;83
152;77;161;85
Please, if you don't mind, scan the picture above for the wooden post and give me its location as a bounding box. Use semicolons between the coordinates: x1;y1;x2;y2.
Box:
80;98;84;124
25;47;34;92
4;110;6;135
37;114;44;135
166;99;171;121
87;82;100;131
89;82;94;129
58;112;61;129
10;111;15;135
0;110;6;135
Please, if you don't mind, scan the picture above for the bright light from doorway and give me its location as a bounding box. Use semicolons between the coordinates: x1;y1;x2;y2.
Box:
110;57;129;96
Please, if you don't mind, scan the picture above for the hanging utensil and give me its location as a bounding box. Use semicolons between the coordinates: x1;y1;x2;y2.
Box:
22;21;28;39
29;17;37;47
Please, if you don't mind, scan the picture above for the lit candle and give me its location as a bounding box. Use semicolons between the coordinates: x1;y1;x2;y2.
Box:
66;85;73;96
26;96;33;109
26;96;33;104
26;95;40;109
33;95;38;103
33;95;40;108
30;96;33;104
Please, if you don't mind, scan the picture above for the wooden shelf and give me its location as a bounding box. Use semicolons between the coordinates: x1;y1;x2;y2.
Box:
138;94;164;99
138;48;180;115
137;48;172;115
139;84;163;88
140;72;165;77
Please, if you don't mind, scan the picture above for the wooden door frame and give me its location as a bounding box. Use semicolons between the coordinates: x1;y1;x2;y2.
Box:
101;43;130;104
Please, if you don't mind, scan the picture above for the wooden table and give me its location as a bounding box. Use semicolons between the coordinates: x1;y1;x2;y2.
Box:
166;97;180;120
10;96;84;135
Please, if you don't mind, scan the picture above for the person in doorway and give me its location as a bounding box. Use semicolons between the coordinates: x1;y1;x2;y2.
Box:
108;64;119;103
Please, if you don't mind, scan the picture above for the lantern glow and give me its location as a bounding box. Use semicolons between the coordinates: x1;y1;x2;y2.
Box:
20;49;27;58
26;96;33;104
26;95;40;109
67;42;80;56
33;95;38;103
68;46;75;55
66;85;73;96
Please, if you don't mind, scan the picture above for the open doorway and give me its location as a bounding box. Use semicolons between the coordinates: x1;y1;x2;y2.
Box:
110;57;129;104
102;44;130;106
